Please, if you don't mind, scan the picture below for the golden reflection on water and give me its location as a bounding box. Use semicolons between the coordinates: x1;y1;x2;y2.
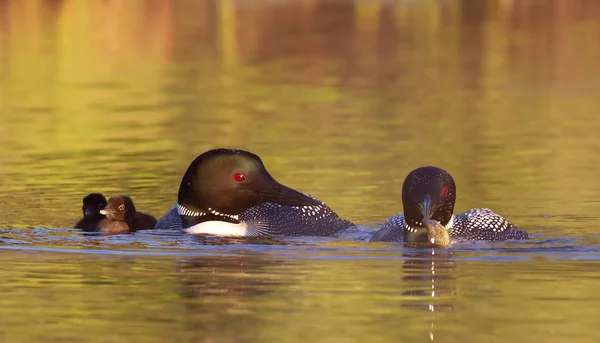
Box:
1;250;599;343
1;0;600;342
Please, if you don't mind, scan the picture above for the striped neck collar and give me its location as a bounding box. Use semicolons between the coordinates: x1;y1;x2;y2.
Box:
177;203;240;221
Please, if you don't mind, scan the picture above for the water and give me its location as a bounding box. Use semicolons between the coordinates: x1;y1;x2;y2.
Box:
1;0;600;341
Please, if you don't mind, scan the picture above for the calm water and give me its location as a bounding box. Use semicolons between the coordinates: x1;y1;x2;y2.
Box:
1;0;600;341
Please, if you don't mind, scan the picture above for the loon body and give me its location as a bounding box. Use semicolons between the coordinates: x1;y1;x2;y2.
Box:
371;209;528;243
155;204;182;230
158;148;353;237
370;166;529;243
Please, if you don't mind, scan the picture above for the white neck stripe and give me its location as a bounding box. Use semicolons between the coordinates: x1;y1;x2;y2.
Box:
177;203;240;221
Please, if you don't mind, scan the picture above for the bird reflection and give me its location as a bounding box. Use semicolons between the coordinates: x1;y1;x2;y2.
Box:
176;254;288;299
400;246;456;341
173;253;291;341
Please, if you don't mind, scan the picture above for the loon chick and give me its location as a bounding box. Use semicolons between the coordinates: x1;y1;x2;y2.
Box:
97;196;136;234
131;207;158;230
172;148;353;237
370;166;529;243
75;193;107;232
75;193;157;231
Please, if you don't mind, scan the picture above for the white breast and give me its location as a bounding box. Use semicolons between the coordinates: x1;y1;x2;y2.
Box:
185;221;249;236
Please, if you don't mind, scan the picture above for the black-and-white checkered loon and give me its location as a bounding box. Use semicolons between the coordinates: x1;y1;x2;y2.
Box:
370;166;529;243
156;148;353;237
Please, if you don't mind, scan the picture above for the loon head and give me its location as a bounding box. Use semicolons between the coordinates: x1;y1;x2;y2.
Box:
402;166;456;230
82;193;107;219
177;149;321;224
100;196;136;224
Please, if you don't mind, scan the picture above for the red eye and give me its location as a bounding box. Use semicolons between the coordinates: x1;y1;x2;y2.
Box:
234;173;246;182
442;187;448;196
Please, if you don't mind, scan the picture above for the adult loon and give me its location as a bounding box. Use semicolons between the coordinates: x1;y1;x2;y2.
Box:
157;148;353;237
370;166;529;243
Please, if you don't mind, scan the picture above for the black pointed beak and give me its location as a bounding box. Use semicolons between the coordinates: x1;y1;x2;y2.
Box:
253;181;321;207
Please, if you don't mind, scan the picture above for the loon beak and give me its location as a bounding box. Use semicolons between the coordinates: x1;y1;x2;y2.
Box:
99;208;109;216
84;208;96;217
253;181;321;207
422;194;432;219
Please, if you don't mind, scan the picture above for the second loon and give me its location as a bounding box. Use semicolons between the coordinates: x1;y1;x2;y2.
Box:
156;148;353;237
370;166;529;243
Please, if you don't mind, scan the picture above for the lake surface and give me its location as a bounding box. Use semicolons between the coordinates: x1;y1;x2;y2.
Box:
1;0;600;342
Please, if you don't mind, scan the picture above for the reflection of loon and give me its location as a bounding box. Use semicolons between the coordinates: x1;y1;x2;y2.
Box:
175;255;289;338
400;249;456;341
177;255;286;298
156;149;353;237
370;166;529;244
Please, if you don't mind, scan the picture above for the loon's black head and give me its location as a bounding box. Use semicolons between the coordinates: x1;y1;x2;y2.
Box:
82;193;107;219
402;166;456;229
177;149;321;224
100;196;136;224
